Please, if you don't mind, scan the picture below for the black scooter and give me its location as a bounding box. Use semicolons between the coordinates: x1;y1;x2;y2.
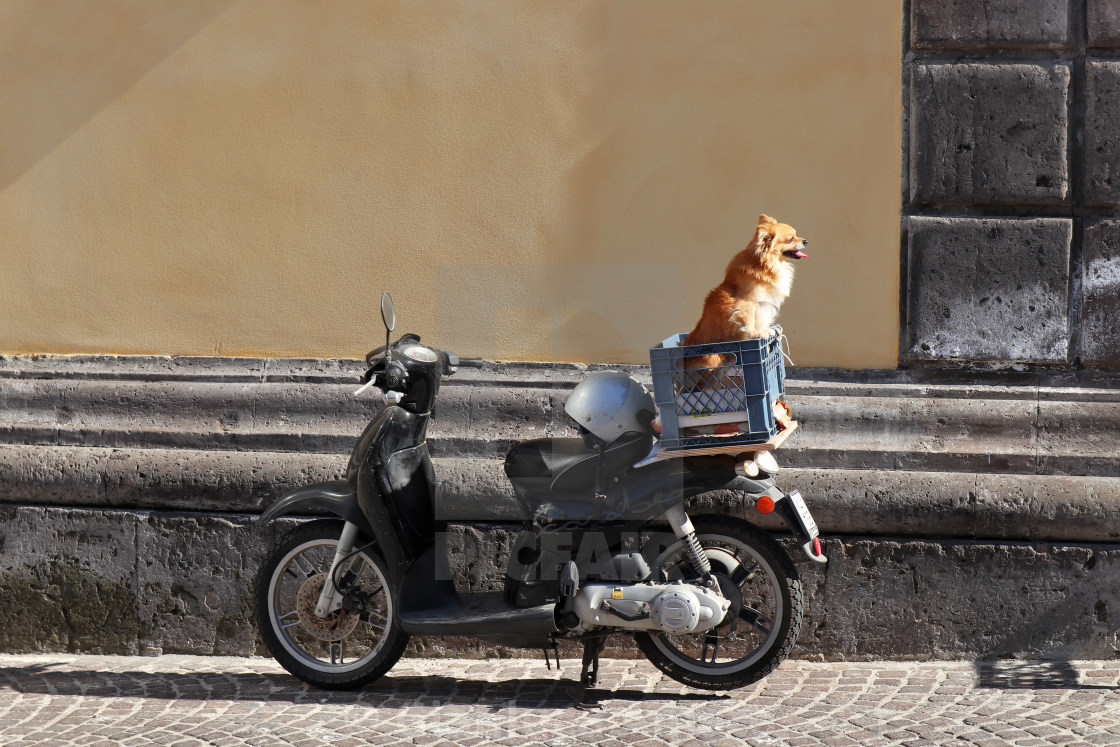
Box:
255;293;824;694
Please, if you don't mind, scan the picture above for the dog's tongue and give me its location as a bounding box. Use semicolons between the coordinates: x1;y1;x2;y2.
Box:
792;250;808;259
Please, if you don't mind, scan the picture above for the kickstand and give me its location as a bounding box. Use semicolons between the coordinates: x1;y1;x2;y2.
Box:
568;636;608;710
542;638;561;672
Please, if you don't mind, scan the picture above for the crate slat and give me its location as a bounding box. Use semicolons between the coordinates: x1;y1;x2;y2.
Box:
656;421;798;459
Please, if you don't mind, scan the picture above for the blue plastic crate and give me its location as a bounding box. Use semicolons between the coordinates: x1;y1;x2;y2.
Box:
649;332;786;451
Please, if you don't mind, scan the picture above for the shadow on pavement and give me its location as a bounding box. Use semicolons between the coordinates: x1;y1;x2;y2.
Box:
0;665;728;708
975;660;1116;690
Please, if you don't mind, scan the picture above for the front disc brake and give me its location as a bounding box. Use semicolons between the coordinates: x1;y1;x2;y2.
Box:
295;573;361;642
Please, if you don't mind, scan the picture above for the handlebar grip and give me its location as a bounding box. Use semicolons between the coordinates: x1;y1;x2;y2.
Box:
458;358;485;368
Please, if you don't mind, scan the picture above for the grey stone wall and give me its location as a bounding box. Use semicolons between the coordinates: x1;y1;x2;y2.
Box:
905;0;1120;367
1;355;1118;660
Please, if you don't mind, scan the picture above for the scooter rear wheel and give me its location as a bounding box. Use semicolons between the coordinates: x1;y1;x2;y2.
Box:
634;515;803;690
256;519;409;689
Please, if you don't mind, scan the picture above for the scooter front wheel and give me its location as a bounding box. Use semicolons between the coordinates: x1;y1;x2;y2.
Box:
256;519;409;689
635;515;803;690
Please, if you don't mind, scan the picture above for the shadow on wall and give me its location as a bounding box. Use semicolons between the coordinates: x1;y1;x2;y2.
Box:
0;0;236;191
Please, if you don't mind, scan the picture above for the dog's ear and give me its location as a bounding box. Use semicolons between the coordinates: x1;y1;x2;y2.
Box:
754;221;774;251
758;214;777;226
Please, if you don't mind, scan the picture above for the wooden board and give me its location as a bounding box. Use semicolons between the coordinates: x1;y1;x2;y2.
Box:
656;421;798;459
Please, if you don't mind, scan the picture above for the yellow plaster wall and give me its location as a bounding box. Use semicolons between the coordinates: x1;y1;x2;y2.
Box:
0;0;901;368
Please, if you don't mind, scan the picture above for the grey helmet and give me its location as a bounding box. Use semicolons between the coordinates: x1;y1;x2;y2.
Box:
564;372;655;442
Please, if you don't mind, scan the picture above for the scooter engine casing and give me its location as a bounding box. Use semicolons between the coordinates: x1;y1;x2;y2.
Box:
571;581;729;634
652;590;701;635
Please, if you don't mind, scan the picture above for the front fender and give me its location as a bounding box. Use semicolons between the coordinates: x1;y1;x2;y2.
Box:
257;480;374;537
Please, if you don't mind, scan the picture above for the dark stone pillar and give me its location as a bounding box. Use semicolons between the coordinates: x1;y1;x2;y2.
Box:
904;0;1120;368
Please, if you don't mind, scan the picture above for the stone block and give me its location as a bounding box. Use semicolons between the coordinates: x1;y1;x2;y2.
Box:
777;468;1120;543
1089;0;1120;47
911;0;1070;50
1081;221;1120;365
136;513;275;656
1035;399;1120;474
0;444;345;514
0;506;141;654
802;538;1120;660
905;217;1071;362
910;63;1070;206
1085;62;1120;207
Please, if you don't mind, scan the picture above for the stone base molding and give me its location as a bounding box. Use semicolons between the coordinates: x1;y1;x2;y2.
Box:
1;355;1117;658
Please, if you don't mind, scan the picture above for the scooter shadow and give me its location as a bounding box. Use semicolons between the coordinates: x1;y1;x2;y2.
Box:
974;660;1118;691
379;675;729;709
0;666;729;708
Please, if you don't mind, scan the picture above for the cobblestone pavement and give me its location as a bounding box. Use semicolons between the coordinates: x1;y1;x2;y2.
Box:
1;654;1119;746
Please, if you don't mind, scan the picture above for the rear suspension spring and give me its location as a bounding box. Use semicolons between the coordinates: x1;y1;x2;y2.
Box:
683;531;711;577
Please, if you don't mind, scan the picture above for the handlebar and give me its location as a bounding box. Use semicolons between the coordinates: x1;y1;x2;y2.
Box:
355;345;484;399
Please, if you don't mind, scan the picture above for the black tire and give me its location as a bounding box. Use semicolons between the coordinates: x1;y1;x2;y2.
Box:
255;519;409;689
635;515;803;690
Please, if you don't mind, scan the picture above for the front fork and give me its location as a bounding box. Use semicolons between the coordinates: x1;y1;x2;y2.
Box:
315;521;361;616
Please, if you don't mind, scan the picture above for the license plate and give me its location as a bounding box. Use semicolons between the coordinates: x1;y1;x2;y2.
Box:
786;490;818;538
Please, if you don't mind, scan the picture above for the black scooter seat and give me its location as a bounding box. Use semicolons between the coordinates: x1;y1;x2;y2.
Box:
503;432;654;496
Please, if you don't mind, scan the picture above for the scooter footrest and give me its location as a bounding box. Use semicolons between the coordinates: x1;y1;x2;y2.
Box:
398;591;558;637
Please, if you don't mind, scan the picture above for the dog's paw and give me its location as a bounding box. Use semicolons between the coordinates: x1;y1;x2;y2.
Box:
758;327;776;339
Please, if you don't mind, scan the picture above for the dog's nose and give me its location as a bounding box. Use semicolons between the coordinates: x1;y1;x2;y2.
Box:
802;239;808;246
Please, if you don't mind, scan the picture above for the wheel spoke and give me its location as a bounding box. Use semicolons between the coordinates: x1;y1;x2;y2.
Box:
362;607;388;626
330;641;343;665
731;560;759;587
739;605;773;636
360;616;387;633
279;610;300;629
287;555;315;580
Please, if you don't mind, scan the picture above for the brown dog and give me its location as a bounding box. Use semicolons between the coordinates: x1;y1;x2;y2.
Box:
682;214;807;376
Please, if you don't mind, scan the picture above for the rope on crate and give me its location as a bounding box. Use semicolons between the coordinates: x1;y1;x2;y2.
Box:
778;330;795;367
